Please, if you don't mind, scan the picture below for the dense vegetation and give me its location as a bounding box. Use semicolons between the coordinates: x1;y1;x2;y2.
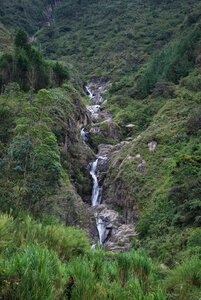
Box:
0;29;69;92
0;0;200;299
103;78;201;263
0;46;92;222
1;212;200;300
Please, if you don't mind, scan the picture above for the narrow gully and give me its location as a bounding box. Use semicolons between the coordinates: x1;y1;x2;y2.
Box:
83;85;112;245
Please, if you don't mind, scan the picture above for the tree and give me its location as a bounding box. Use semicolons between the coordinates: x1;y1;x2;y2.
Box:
53;62;69;86
14;29;31;53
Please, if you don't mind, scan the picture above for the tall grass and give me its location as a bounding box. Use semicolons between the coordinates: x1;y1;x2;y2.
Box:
0;244;66;300
0;213;199;299
165;256;201;300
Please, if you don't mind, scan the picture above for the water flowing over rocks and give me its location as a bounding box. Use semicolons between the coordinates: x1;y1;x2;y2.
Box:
85;79;121;149
85;77;110;105
84;80;136;251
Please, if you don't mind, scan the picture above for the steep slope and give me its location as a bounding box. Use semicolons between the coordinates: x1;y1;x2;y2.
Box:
0;0;51;34
0;1;201;299
0;82;94;227
0;22;12;52
35;0;201;81
102;81;201;263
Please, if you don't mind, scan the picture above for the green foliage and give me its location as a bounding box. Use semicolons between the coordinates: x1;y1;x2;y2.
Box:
180;69;201;92
136;27;201;98
0;89;62;212
35;0;200;73
44;225;90;260
0;213;90;300
104;83;201;264
53;62;70;86
0;84;92;217
186;108;201;135
0;0;50;34
0;212;199;299
0;30;69;92
1;244;66;300
0;2;201;300
165;256;201;300
65;250;165;300
15;29;31;52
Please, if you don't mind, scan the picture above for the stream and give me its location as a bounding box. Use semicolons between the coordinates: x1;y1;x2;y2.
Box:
83;84;112;245
82;82;136;249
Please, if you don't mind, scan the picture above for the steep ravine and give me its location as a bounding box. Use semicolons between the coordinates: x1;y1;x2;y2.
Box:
84;79;136;251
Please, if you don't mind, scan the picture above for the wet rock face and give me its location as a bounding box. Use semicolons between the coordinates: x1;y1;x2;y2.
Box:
86;77;110;105
94;143;136;250
99;140;139;225
98;144;114;157
96;216;112;244
85;80;136;252
105;224;136;252
85;79;121;145
93;204;136;251
86;105;101;122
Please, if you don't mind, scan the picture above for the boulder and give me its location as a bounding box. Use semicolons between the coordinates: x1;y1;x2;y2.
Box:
148;141;157;152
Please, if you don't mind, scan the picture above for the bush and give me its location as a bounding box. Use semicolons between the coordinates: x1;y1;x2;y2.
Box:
0;244;66;300
44;225;90;260
165;256;201;300
180;70;201;92
0;30;69;93
136;27;201;98
188;228;201;248
150;81;176;99
186;109;201;135
53;62;69;86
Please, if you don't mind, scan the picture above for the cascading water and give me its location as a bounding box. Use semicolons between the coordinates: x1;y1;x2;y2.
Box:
90;159;100;206
81;128;88;144
85;85;94;100
84;84;112;245
96;216;112;244
83;82;135;250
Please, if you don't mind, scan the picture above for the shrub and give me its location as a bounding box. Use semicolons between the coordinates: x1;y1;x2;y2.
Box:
0;244;66;300
150;81;176;99
188;228;201;248
44;225;90;260
136;27;201;98
186;109;201;135
180;70;201;92
165;256;201;300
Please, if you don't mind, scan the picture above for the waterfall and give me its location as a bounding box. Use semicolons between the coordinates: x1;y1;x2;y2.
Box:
96;217;106;244
81;128;88;144
90;159;100;206
86;84;112;245
85;86;94;100
84;82;135;251
96;217;112;244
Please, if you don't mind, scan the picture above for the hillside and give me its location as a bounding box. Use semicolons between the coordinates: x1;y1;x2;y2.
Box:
35;0;201;80
0;0;201;299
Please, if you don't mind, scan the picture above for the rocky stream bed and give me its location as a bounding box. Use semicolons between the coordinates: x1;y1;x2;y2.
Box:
83;79;136;252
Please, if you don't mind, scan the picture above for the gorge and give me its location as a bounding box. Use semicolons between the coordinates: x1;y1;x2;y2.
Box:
85;83;136;250
0;1;200;299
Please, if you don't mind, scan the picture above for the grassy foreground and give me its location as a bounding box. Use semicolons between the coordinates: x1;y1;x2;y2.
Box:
0;212;200;300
